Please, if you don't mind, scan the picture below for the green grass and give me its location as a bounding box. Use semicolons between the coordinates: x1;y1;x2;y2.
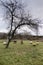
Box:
0;40;43;65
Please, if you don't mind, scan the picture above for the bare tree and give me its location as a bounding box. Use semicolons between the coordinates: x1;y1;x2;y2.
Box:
0;0;39;48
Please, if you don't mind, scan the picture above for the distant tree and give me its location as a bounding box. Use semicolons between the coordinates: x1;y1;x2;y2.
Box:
0;0;39;48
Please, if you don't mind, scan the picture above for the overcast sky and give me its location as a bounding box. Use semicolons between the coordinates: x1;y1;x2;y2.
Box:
0;0;43;35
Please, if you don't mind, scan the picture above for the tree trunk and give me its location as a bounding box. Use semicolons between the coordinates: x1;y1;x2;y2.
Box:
5;38;11;48
21;40;23;44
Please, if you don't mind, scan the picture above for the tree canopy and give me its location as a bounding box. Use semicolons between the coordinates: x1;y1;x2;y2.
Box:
0;0;39;48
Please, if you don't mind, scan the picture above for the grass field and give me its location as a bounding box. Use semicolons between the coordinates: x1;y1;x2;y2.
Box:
0;40;43;65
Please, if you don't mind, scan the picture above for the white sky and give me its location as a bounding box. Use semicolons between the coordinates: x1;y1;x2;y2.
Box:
0;0;43;35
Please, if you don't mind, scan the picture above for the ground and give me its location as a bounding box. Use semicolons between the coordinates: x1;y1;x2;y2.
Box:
0;40;43;65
